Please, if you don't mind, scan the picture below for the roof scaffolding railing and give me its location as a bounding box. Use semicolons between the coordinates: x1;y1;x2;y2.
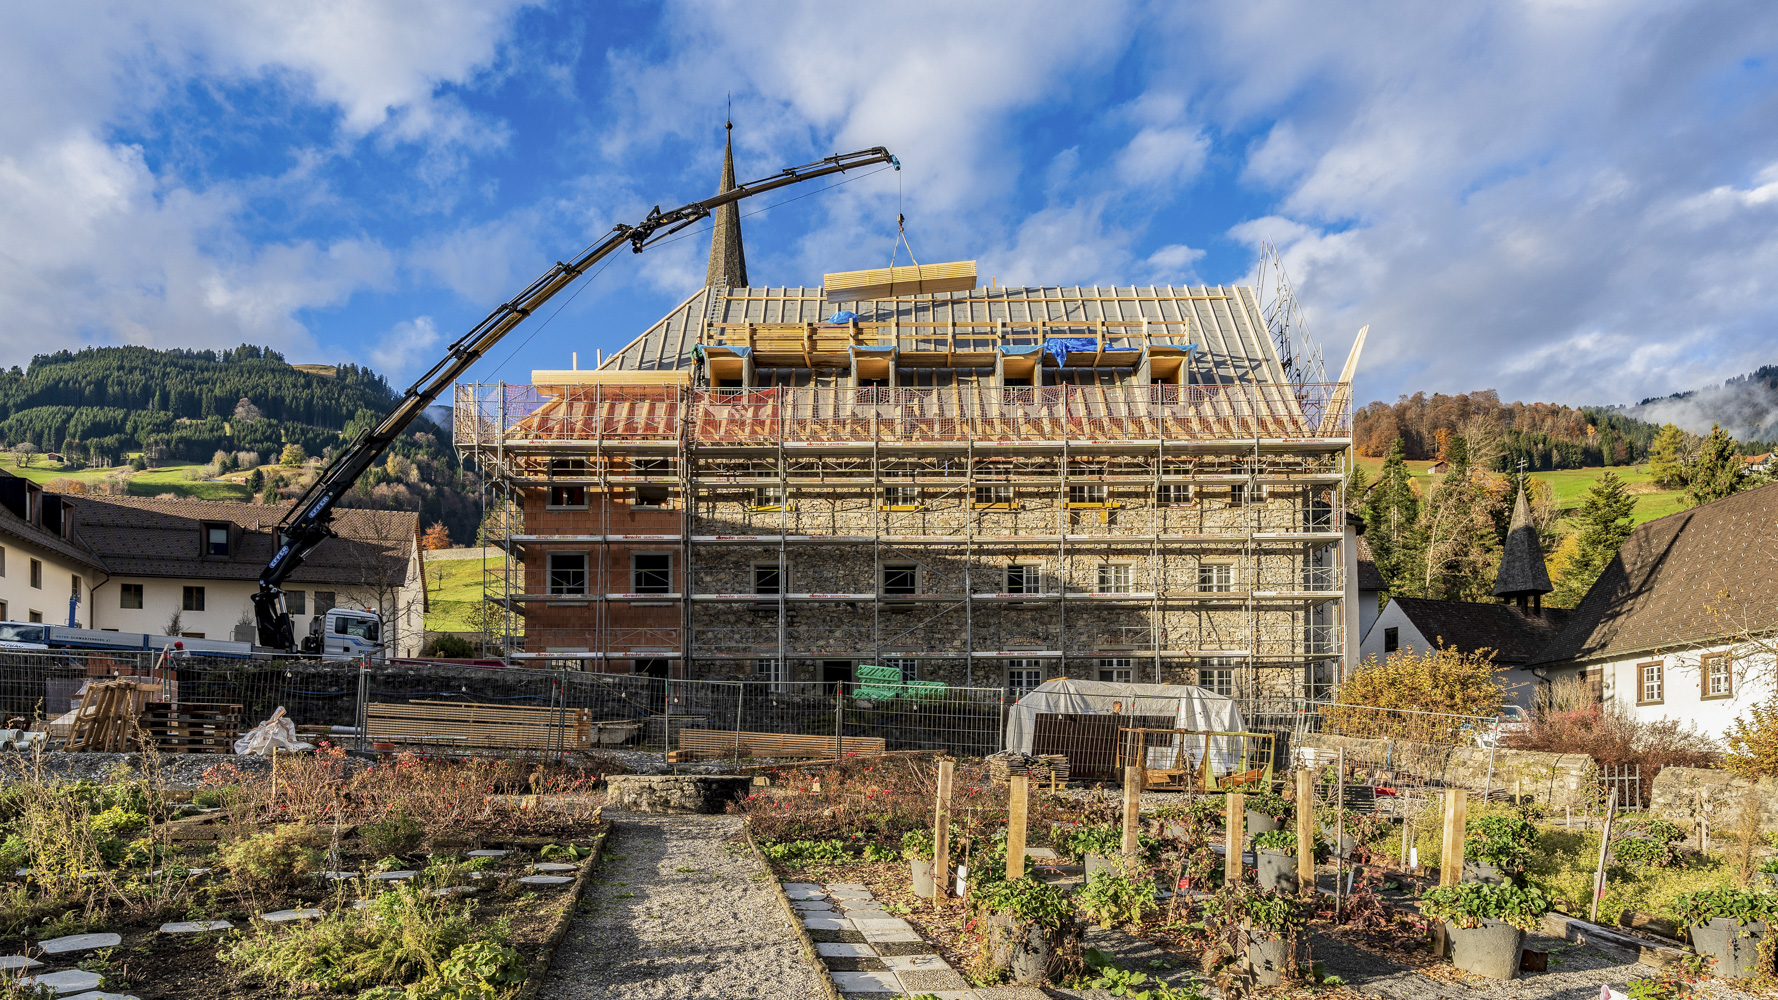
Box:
454;382;1352;447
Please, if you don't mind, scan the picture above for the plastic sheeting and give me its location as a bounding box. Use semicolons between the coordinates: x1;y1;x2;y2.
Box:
827;310;860;324
234;707;314;756
1042;337;1098;366
1003;677;1246;772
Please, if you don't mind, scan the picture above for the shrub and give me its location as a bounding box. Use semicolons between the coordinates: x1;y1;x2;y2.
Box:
226;884;505;992
1672;887;1778;927
1465;814;1540;873
759;839;850;864
1206;885;1306;934
1723;699;1778;778
1243;787;1292;822
1328;644;1504;740
1614;837;1683;869
1505;697;1717;792
1076;865;1160;929
970;875;1072;929
901;829;934;862
862;843;898;863
217;825;323;893
1251;828;1329;863
1420;881;1553;931
360;811;426;856
88;807;150;838
1058;824;1123;860
424;634;475;659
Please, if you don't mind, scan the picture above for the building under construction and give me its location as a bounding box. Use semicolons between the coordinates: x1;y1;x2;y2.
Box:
455;137;1363;700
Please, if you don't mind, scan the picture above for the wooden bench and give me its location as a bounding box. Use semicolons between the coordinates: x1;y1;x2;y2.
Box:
365;701;592;751
676;729;886;760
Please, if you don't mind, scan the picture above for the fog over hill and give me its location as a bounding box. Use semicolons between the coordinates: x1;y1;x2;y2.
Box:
1611;365;1778;443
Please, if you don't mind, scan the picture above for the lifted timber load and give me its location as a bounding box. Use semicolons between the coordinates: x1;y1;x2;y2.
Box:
823;260;977;301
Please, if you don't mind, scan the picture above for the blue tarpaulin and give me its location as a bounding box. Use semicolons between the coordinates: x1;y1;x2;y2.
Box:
693;344;751;359
827;310;860;324
1042;337;1098;366
998;344;1043;355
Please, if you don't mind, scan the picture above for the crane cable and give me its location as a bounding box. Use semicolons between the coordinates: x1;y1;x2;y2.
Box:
887;167;920;271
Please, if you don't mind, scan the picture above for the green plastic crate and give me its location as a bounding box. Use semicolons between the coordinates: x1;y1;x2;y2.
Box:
852;683;905;701
855;663;903;684
904;680;948;701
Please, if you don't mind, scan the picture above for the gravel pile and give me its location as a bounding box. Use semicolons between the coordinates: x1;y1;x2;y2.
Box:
0;751;274;788
538;813;825;999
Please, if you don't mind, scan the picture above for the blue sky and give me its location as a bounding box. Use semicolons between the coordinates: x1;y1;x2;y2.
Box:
3;1;1778;411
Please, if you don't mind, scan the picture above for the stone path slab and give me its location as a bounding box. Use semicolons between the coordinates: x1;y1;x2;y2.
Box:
37;933;121;955
23;969;104;993
516;874;573;886
466;849;511;857
260;908;323;923
0;954;44;970
63;993;139;1000
530;862;577;872
370;870;417;880
158;920;233;934
789;880;980;998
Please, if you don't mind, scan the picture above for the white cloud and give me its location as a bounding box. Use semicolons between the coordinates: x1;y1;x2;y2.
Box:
372;316;443;376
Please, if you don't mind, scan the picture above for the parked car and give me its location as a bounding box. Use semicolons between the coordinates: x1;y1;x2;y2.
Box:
1475;705;1531;748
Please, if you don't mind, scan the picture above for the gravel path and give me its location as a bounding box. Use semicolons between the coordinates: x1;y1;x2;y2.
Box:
538;813;827;1000
0;751;273;788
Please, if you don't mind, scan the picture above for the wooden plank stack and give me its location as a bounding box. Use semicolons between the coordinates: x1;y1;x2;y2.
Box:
142;702;243;754
365;701;592;751
672;729;886;761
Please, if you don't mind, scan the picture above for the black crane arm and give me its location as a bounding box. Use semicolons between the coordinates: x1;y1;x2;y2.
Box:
254;145;898;649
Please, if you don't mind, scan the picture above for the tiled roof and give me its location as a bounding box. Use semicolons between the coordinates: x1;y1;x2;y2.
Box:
1389;596;1574;666
1355;534;1385;591
603;284;1289;386
0;501;106;572
1530;481;1778;665
68;496;416;585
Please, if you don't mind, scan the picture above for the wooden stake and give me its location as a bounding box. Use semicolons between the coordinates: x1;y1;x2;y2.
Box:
1590;790;1617;924
1006;775;1029;881
1439;788;1467;887
1225;792;1245;883
1296;767;1315;894
1122;765;1143;856
934;759;955;897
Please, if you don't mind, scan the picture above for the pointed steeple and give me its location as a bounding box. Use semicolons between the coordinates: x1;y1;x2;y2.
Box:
705;121;748;288
1493;484;1553;607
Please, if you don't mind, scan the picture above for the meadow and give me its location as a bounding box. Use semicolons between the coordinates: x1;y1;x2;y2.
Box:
1352;456;1688;528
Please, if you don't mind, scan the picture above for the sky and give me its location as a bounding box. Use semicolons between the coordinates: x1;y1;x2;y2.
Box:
2;1;1777;411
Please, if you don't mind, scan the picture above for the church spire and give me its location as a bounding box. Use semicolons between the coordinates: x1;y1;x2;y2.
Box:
1492;484;1553;609
704;119;748;288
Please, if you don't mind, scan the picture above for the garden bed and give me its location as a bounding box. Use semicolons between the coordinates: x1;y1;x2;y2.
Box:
0;747;613;998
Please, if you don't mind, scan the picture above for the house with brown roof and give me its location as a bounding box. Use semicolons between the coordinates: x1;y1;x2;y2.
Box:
1528;480;1778;739
0;471;426;656
1358;486;1570;707
0;471;106;627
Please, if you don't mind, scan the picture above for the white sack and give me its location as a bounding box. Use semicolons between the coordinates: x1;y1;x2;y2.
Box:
233;706;314;756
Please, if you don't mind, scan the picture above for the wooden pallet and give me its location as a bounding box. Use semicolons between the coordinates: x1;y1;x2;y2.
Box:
141;702;243;754
675;729;886;760
365;701;592;751
66;680;161;752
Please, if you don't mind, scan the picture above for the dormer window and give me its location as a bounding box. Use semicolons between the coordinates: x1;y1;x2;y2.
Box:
205;524;229;556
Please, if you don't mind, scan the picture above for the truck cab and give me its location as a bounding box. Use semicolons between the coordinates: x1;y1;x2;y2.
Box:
302;608;386;662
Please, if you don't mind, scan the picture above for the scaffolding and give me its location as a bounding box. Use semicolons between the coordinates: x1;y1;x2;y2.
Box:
455;379;1351;699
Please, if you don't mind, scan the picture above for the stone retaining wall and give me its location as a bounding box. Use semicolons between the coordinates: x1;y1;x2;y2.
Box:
1649;766;1776;835
1297;733;1596;810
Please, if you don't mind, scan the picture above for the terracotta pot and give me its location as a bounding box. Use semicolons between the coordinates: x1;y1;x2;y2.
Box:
371;741;395;752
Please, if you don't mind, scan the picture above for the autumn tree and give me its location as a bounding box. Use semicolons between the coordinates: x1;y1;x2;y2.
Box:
1685;424;1743;508
1329;643;1506;741
1413;437;1500;601
280;442;307;466
1646;423;1689;488
421;521;452;550
1550;470;1636;607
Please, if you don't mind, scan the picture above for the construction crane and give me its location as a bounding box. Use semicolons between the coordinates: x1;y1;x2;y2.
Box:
254;145;899;651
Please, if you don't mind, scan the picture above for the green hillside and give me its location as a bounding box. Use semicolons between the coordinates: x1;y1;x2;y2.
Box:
1353;456;1687;528
0;345;481;543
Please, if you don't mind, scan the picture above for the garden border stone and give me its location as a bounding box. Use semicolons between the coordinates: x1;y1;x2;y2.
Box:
512;822;611;1000
745;829;846;1000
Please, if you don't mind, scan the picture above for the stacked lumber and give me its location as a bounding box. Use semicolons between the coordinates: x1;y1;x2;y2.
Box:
365;701;592;751
674;729;886;760
987;752;1070;785
65;679;161;751
142;702;242;754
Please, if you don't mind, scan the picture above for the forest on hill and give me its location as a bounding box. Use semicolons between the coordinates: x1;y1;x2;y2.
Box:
1354;389;1677;471
0;345;480;544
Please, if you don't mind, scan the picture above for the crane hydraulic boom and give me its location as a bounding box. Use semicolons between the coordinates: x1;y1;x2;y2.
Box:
254;145;898;650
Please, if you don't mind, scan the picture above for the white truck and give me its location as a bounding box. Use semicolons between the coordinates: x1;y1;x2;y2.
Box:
0;607;386;662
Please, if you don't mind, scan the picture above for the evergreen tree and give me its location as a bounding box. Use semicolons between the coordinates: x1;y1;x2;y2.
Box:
1647;423;1689;488
1361;437;1424;597
1686;424;1743;507
1550;470;1636;607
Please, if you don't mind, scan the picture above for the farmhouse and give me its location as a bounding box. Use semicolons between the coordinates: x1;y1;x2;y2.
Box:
453;135;1366;698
